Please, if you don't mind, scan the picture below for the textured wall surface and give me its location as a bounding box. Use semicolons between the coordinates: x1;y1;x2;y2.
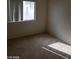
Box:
48;0;71;44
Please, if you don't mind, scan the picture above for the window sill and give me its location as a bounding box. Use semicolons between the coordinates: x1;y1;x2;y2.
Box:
7;19;35;23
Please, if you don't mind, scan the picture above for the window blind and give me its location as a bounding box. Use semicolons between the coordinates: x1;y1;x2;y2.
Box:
7;0;35;22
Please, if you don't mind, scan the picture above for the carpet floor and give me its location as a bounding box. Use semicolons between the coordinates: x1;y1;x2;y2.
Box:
7;33;69;59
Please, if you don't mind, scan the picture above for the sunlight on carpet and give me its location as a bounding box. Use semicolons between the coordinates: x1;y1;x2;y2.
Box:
48;42;71;55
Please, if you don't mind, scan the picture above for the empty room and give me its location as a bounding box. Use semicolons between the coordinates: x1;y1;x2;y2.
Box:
7;0;71;59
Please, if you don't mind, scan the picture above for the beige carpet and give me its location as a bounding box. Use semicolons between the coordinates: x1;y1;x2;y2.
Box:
7;33;70;59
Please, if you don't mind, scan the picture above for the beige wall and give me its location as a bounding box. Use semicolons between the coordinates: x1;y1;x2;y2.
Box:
8;0;71;45
7;0;48;39
48;0;71;44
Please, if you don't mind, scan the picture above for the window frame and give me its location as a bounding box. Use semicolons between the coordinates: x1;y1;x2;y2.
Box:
7;0;36;23
23;1;36;21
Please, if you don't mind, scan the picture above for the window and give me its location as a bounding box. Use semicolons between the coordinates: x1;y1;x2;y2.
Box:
23;1;35;21
7;0;35;22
